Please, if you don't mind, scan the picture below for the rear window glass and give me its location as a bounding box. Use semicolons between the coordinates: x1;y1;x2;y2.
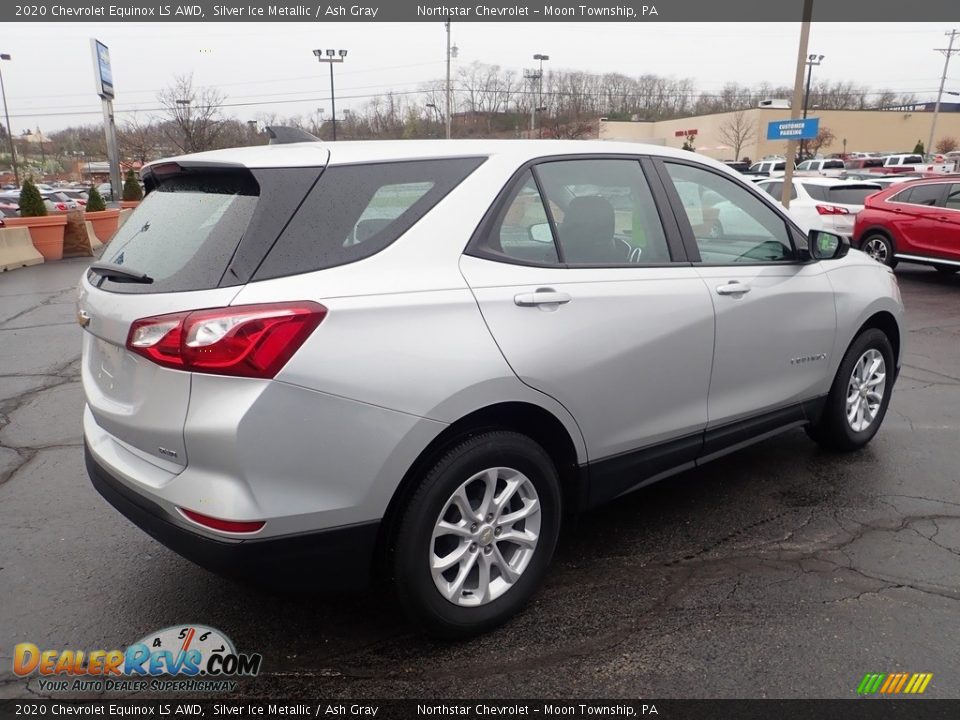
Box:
826;186;880;205
91;170;259;293
253;157;485;281
801;184;828;202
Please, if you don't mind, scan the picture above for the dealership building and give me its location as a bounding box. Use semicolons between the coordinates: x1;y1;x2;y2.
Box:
599;103;960;161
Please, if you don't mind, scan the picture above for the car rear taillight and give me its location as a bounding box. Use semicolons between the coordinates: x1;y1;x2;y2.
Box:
179;508;265;534
55;203;68;211
815;204;850;216
126;301;327;378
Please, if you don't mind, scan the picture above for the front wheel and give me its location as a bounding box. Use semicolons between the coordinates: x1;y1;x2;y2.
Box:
392;431;561;638
807;328;895;451
861;233;897;268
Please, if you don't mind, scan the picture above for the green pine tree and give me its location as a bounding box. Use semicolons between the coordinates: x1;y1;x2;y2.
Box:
19;178;48;217
122;169;143;201
85;185;107;212
913;140;925;155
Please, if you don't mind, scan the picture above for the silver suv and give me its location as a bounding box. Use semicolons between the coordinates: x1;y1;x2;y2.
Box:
80;137;903;637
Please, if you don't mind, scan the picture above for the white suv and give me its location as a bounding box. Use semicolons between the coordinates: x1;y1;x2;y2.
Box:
80;135;903;636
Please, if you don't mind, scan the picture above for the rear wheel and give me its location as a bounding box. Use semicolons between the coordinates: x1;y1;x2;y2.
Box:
807;328;894;451
861;233;896;268
392;431;561;638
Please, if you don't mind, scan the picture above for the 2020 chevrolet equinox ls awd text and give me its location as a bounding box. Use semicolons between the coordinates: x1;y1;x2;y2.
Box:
80;135;903;637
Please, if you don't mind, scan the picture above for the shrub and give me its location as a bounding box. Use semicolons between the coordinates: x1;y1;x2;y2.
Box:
85;185;107;212
913;140;925;155
19;178;47;217
122;169;143;201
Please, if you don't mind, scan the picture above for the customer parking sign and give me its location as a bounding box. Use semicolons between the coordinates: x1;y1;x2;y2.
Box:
767;118;819;140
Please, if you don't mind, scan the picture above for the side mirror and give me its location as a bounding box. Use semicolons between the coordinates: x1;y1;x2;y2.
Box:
808;229;850;260
528;223;553;244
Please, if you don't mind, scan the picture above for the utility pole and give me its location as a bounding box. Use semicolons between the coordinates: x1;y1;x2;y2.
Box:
928;29;959;157
445;20;452;139
781;0;813;211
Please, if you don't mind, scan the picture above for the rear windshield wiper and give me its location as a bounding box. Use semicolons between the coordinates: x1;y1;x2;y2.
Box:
88;262;154;284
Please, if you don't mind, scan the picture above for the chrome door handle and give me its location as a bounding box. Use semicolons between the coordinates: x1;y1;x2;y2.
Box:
715;282;751;296
514;289;572;307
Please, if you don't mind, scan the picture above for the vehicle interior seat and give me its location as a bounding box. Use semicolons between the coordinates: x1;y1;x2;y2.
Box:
557;196;627;264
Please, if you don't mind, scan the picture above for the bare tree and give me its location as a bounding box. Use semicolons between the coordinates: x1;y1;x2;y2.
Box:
158;74;227;153
935;136;958;154
119;113;163;164
718;111;757;160
807;126;837;156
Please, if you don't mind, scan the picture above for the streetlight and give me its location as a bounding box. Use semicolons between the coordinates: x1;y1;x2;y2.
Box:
801;53;824;159
533;53;549;138
0;53;19;186
313;48;347;141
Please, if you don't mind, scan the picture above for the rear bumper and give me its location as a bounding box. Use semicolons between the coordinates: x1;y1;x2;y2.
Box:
86;444;379;591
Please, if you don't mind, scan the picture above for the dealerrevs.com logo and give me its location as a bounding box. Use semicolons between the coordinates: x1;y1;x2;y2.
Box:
13;625;262;693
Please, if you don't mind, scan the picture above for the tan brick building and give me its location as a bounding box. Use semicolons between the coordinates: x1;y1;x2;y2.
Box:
599;107;960;162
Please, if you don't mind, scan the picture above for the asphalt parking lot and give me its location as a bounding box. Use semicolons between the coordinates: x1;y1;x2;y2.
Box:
1;258;959;700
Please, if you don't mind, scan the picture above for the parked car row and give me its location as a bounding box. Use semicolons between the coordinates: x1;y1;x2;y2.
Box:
0;188;83;215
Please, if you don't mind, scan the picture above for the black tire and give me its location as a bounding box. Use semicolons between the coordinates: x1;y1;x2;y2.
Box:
807;328;895;451
934;264;959;275
860;232;897;268
392;430;561;638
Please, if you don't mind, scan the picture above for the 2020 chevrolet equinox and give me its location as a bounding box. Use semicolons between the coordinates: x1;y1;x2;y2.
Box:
80;135;903;637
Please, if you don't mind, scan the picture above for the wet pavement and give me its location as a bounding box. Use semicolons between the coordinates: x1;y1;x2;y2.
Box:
1;259;958;699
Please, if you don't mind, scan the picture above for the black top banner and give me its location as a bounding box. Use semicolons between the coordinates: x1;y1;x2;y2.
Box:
4;0;960;22
1;700;960;720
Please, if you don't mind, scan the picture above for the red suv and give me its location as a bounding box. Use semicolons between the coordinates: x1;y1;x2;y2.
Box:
854;179;960;273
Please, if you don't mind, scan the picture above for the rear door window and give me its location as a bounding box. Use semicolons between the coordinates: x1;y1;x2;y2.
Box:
253;157;485;280
895;184;946;207
945;184;960;211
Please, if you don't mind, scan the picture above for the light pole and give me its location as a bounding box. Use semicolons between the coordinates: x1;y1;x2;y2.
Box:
533;53;549;138
0;53;19;186
801;53;824;160
313;48;347;141
443;23;458;139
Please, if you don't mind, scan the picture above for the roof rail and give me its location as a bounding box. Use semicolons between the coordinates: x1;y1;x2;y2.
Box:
263;126;321;145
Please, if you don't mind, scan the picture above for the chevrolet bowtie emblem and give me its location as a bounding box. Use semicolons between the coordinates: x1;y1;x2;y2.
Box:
77;309;91;328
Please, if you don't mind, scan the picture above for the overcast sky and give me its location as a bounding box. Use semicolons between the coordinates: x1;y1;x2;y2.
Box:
2;21;958;135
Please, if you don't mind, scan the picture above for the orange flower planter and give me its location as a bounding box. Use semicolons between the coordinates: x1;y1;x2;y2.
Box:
85;208;121;243
3;215;68;261
119;200;141;210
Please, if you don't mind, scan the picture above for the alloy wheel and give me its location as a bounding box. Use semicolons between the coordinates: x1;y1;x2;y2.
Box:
430;466;541;607
863;236;889;263
846;349;887;433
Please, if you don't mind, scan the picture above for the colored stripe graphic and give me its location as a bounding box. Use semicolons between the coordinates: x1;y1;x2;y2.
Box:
883;673;903;693
857;672;932;695
893;673;910;693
